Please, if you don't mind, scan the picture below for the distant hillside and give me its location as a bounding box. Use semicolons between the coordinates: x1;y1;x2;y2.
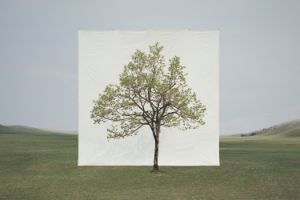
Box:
0;124;77;135
240;119;300;137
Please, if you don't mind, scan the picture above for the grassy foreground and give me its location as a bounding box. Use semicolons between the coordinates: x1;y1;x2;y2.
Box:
0;132;299;200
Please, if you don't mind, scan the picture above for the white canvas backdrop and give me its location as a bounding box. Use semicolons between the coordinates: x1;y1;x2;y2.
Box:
78;30;219;166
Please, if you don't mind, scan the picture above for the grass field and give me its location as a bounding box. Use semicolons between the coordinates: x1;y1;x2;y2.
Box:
0;125;300;199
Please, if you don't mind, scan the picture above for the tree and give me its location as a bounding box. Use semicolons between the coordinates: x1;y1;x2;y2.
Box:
91;43;206;171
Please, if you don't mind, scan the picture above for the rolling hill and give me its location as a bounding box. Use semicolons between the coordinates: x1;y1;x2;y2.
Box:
0;124;76;135
240;119;300;137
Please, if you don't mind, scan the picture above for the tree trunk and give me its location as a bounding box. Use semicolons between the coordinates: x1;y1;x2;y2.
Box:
153;123;160;171
153;137;159;170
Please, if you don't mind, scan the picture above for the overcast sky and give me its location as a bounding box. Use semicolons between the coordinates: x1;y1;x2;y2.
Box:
0;0;299;134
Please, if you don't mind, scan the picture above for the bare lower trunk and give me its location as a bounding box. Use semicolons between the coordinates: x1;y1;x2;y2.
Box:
153;123;160;171
153;137;159;170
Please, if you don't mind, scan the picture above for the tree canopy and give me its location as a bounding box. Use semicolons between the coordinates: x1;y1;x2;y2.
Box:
91;42;206;140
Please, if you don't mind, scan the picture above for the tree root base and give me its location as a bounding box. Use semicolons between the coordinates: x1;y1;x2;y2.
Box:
150;168;163;176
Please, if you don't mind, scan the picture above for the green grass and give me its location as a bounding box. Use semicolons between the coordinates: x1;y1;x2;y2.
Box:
0;130;300;199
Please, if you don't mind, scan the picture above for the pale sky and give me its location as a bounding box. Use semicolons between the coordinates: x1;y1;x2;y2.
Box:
0;0;299;134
